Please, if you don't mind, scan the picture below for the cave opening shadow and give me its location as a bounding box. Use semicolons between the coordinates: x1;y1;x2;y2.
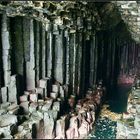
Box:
107;84;131;113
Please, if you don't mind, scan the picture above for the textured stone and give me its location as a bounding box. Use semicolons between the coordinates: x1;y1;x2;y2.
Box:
43;111;55;139
52;84;59;93
39;79;48;88
55;117;66;139
52;101;60;111
1;87;8;103
30;93;38;102
0;109;7;115
7;103;19;114
8;75;18;103
29;102;38;113
26;20;35;90
20;101;29;114
0;102;11;109
42;100;53;111
24;91;30;96
50;92;58;99
20;94;28;102
59;86;65;99
127;133;137;139
35;87;45;99
39;78;49;97
1;14;11;86
0;114;17;127
134;115;140;128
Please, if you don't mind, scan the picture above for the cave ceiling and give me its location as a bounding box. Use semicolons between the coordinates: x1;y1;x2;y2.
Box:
0;1;140;43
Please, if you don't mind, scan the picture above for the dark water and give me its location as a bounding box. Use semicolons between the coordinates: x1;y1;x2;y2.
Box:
89;117;117;139
89;84;131;139
107;84;131;113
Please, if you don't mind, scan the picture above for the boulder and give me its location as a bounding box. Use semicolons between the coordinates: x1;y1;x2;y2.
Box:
30;93;38;102
7;103;19;114
20;95;28;102
0;114;17;127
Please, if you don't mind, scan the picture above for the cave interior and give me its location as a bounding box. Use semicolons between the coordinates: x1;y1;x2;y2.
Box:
0;1;140;139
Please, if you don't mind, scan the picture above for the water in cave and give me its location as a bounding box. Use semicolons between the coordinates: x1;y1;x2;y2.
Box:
108;84;131;113
88;84;131;139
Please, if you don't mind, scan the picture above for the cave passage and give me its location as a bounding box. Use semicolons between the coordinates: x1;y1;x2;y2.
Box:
0;1;140;139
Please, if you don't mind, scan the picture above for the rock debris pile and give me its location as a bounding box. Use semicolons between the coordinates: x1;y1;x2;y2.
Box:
0;76;106;139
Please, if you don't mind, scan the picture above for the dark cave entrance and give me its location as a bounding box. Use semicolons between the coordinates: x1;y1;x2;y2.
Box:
82;21;140;113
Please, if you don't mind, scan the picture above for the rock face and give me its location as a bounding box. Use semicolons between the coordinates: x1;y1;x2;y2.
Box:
113;1;140;43
8;75;18;103
116;78;140;139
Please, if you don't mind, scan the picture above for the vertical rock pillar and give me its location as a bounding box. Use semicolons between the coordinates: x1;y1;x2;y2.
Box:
74;31;82;96
41;23;46;78
1;14;11;86
89;33;96;88
46;23;53;78
53;25;63;83
64;29;70;85
69;30;76;95
26;19;35;90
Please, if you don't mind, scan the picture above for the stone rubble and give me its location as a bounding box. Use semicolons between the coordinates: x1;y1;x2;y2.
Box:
0;76;105;139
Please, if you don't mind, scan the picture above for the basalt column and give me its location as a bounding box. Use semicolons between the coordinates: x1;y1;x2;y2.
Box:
41;23;46;79
74;31;82;96
69;31;76;95
89;33;96;88
34;20;41;85
53;27;64;84
0;14;4;88
46;23;53;78
64;29;70;85
10;17;25;93
26;19;35;90
1;14;11;86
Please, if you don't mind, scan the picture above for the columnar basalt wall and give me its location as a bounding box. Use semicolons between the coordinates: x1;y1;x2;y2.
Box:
0;2;102;99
